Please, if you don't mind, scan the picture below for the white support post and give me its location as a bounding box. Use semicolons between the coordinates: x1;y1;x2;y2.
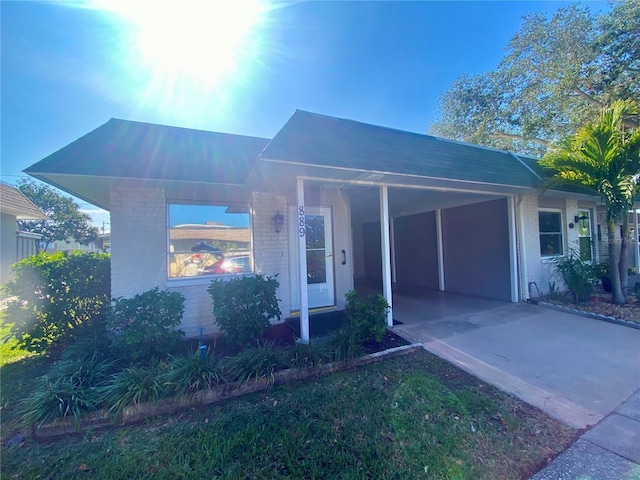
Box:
297;178;310;343
390;217;397;285
507;196;519;303
635;209;639;271
380;186;393;327
517;196;529;301
436;209;445;291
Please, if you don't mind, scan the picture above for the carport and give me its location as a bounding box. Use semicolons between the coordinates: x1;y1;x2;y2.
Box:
349;185;517;303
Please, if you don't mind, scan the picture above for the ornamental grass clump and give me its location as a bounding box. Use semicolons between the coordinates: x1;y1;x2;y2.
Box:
102;366;166;414
162;350;224;397
224;340;285;385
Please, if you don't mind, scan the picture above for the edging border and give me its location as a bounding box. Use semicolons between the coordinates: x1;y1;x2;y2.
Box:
30;343;423;440
536;301;640;330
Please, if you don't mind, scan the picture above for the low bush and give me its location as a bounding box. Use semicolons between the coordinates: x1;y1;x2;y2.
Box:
3;251;110;353
107;288;185;364
162;350;224;397
553;251;597;302
344;290;390;343
208;274;282;350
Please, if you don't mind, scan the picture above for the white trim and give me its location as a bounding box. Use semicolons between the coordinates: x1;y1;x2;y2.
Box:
436;209;445;291
288;174;532;196
538;208;565;259
507;196;519;302
379;186;393;327
260;158;539;191
517;196;529;301
635;210;639;270
297;178;310;343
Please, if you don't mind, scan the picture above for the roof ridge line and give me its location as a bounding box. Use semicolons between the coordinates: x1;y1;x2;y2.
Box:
508;151;543;181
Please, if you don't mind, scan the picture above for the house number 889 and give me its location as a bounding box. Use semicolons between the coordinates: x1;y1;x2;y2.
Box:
298;206;305;237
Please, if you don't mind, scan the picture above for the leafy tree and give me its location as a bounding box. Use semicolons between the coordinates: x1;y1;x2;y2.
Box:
17;179;99;251
540;100;640;304
431;2;639;156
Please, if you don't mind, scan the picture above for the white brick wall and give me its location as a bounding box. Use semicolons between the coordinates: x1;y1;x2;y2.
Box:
252;192;291;318
110;186;167;298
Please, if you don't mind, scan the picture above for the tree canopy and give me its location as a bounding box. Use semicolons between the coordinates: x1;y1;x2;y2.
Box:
430;1;640;156
17;179;99;251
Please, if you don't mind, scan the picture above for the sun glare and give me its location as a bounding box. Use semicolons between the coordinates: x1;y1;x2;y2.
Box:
93;0;267;94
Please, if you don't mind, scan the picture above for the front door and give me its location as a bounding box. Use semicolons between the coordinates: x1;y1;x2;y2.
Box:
289;206;335;310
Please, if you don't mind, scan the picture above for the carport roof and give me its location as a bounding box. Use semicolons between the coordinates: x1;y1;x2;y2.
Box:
260;110;542;189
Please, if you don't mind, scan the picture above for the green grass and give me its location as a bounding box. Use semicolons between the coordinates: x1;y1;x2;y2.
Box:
0;351;578;480
0;314;36;367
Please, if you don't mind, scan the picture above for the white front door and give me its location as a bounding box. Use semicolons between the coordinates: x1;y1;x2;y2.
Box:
289;206;335;310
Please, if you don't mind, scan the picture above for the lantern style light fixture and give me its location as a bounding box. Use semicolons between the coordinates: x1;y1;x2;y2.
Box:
273;210;284;234
575;214;589;229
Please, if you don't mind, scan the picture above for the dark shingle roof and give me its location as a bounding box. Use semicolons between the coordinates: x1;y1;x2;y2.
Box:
25;119;270;185
260;110;541;188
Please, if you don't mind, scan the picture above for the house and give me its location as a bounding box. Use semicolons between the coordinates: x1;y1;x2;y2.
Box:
0;182;47;284
24;111;640;340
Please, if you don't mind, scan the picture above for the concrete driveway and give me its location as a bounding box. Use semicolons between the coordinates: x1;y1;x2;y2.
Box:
391;294;640;429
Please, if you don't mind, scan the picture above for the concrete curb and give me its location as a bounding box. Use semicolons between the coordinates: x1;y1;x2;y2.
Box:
536;301;640;330
29;343;422;440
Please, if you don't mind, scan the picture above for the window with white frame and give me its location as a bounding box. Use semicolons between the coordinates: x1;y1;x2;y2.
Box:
168;203;253;278
539;210;563;257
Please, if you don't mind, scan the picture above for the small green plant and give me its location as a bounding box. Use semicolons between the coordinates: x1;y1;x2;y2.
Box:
285;341;329;369
107;287;185;364
224;340;285;384
344;290;390;343
102;366;165;414
329;323;364;362
19;377;100;427
3;251;111;353
162;350;224;397
208;274;281;349
553;250;597;302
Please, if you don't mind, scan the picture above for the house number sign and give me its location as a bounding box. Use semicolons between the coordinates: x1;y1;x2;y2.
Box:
298;206;306;237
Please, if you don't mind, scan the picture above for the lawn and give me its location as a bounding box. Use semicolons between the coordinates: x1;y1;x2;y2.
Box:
1;350;578;480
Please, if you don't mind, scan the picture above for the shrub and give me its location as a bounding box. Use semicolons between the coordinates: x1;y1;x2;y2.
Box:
207;274;281;350
3;252;110;353
553;251;598;302
344;290;390;343
224;340;285;384
107;288;185;364
162;350;224;397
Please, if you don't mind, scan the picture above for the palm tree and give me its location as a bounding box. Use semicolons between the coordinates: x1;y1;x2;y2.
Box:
540;99;640;304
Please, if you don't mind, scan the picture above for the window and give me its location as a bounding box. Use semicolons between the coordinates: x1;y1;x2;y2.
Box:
168;203;252;278
539;211;563;257
576;209;592;261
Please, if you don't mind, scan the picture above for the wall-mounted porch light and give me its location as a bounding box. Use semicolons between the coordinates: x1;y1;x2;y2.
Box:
575;214;589;229
273;210;284;234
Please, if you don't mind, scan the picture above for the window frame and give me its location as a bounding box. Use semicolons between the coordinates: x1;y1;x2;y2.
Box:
166;201;254;283
538;209;564;259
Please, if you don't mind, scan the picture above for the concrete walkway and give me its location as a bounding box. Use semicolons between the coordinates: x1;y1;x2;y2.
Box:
390;295;640;479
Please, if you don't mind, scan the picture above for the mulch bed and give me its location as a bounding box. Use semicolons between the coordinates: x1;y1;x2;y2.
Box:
543;286;640;324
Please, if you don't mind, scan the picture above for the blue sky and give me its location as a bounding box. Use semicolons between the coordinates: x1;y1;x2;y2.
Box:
1;1;607;228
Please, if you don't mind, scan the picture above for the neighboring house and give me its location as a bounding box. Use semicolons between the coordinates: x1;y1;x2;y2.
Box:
24;111;640;340
0;182;47;284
